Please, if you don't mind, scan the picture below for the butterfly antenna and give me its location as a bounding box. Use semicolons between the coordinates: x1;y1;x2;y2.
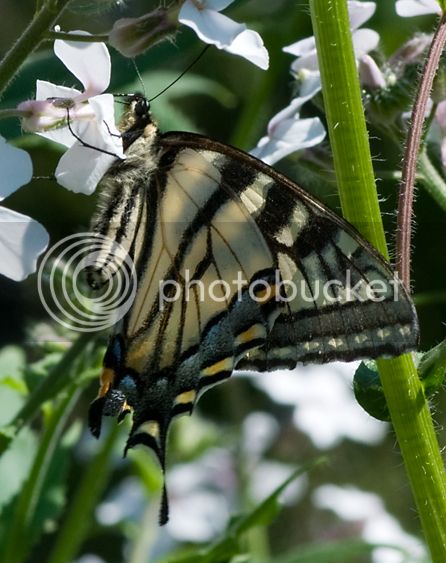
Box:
148;44;210;103
132;59;147;98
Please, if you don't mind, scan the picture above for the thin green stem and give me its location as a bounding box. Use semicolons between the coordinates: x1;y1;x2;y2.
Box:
2;385;82;563
127;501;159;563
47;423;120;563
0;109;30;120
45;31;109;42
310;1;446;560
0;0;72;98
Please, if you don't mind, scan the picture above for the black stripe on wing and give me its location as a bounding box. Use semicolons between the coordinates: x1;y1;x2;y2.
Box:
160;132;418;369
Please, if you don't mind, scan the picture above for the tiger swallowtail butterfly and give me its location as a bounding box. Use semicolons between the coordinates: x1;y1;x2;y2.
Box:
87;95;419;524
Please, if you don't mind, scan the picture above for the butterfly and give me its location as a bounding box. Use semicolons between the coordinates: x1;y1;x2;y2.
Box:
87;94;419;524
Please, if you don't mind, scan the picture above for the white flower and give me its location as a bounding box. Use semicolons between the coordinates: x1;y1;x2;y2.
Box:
250;95;326;165
167;448;233;542
178;0;269;69
284;1;379;103
18;32;123;195
250;362;387;449
427;100;446;170
249;461;306;506
396;0;442;16
313;485;428;563
0;137;49;281
241;411;279;457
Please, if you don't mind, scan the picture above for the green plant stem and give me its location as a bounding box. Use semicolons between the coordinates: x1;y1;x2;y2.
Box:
47;423;120;563
309;1;446;561
45;31;109;42
127;501;159;563
0;108;30;120
2;385;82;563
418;149;446;213
0;0;72;98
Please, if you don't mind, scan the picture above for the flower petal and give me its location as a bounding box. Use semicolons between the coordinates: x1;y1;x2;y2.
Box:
352;28;380;58
359;54;385;88
21;80;84;146
0;137;33;200
35;79;81;102
283;35;316;57
89;94;124;157
396;0;441;16
54;33;111;98
251;117;326;165
296;71;322;100
224;29;269;69
290;48;319;72
53;95;123;195
267;98;307;134
55;142;116;195
179;0;245;48
347;1;376;30
0;207;49;281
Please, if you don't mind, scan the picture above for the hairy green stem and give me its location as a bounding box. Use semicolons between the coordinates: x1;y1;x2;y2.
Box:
310;1;446;560
0;0;72;98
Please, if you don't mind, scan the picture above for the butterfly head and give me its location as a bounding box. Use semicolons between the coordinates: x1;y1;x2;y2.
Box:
116;93;157;150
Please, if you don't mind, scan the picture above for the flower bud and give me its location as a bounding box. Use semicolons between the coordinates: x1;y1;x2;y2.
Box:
359;55;385;90
109;8;177;58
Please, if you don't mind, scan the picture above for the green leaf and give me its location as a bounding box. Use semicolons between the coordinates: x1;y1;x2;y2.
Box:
353;361;389;422
0;427;37;513
1;386;82;563
235;465;309;535
0;346;26;380
273;539;390;563
27;421;81;549
417;338;446;397
167;461;323;563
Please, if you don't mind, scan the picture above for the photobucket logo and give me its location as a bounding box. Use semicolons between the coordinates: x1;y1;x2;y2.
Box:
37;233;136;332
158;269;401;309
